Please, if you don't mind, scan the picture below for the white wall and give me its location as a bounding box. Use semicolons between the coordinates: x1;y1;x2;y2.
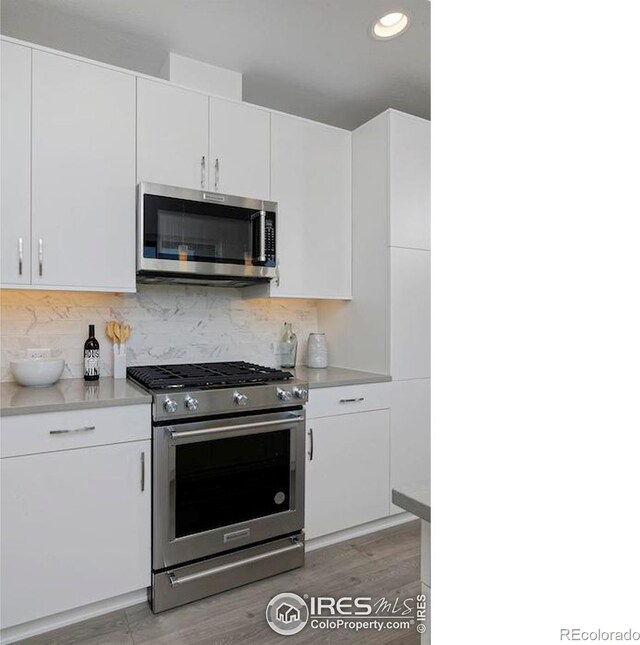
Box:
160;52;242;99
0;286;318;381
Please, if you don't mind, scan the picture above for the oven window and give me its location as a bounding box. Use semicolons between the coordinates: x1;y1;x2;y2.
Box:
174;429;292;538
142;194;275;266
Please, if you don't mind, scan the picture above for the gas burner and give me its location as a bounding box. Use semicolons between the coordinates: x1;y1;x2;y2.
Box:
127;361;294;391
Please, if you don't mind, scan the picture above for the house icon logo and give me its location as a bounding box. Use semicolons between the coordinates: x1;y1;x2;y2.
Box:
265;593;309;635
276;602;301;624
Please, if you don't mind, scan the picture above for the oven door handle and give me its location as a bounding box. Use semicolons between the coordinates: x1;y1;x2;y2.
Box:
168;415;304;441
167;538;303;587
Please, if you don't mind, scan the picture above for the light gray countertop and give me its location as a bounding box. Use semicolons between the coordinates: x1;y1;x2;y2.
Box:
392;482;431;522
291;366;391;389
0;366;390;416
0;378;151;417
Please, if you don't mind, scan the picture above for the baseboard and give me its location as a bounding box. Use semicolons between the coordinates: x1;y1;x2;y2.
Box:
0;515;416;644
306;512;416;552
0;589;147;645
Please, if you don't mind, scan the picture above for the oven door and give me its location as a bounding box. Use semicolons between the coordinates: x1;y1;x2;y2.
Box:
138;182;277;281
153;409;304;570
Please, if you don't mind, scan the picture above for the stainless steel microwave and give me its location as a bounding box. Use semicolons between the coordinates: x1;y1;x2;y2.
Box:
137;182;277;287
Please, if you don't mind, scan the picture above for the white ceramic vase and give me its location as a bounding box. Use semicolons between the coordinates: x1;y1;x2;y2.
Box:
306;333;328;369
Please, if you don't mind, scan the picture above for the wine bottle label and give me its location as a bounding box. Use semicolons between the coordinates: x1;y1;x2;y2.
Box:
84;349;100;377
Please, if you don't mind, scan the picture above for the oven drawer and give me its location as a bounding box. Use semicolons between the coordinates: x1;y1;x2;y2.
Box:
306;382;391;419
151;533;304;613
1;404;150;458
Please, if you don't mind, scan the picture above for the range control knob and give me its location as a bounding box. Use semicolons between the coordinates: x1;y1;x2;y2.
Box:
184;395;199;411
293;386;308;400
163;398;178;413
277;388;293;402
234;391;248;406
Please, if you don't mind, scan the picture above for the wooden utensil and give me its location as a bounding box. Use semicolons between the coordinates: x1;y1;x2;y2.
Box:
106;321;116;344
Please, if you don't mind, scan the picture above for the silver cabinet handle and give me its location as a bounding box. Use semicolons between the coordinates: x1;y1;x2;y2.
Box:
38;238;43;276
49;425;95;435
214;158;220;192
200;156;206;189
339;397;365;404
140;451;145;492
18;237;23;276
308;427;314;461
275;259;280;287
167;539;303;587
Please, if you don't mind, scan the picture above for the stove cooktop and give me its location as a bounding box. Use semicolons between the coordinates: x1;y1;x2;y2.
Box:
127;361;294;391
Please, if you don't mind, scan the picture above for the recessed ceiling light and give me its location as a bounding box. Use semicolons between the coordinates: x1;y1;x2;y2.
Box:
372;11;410;40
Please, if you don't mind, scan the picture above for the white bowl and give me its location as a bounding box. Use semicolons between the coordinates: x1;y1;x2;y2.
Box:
10;358;65;387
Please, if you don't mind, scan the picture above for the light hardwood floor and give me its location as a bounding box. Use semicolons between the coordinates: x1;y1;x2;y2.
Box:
19;521;421;645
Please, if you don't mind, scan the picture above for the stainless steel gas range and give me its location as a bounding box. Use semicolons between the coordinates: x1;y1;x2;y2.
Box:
127;361;308;613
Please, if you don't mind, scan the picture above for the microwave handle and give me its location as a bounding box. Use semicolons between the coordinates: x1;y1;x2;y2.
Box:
253;209;266;263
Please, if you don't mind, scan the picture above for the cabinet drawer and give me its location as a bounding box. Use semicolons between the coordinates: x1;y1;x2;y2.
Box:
306;382;390;419
1;404;150;458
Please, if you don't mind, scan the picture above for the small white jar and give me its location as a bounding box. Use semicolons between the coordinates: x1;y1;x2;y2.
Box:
306;333;328;369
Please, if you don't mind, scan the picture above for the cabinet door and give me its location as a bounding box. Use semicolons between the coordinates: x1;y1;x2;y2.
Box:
305;410;390;539
390;379;430;515
1;41;31;286
31;51;136;291
270;114;351;299
390;247;430;379
0;441;150;628
389;111;430;251
137;78;209;190
209;98;270;200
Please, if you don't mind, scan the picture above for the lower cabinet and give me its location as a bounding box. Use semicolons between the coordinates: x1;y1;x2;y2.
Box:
305;409;390;540
390;378;430;514
0;438;150;628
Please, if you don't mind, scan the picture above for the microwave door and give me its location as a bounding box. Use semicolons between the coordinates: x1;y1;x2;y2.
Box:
137;183;277;282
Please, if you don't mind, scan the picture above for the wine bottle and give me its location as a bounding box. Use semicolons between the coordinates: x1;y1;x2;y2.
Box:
280;322;298;368
84;324;100;381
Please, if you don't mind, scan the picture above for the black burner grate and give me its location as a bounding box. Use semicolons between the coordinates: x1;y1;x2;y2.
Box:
127;361;294;390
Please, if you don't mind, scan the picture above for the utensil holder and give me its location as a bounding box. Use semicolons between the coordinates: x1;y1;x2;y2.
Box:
113;346;127;379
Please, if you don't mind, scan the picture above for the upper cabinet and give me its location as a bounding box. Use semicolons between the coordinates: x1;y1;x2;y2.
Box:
1;37;353;297
318;109;430;376
209;98;270;200
247;113;351;300
137;78;209;190
1;42;31;287
390;247;430;380
31;51;136;291
389;111;430;251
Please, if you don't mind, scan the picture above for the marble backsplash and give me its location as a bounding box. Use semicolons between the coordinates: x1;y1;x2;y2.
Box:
0;286;318;382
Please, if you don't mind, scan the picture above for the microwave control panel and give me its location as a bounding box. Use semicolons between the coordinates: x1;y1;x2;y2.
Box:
265;217;276;265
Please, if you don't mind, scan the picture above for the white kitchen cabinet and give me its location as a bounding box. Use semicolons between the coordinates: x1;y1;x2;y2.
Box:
209;98;270;200
390;248;430;380
0;440;150;628
246;113;351;300
137;78;209;190
1;404;150;458
389;111;430;251
318;109;431;373
31;51;136;291
305;381;391;419
305;409;390;539
1;41;31;287
390;379;430;514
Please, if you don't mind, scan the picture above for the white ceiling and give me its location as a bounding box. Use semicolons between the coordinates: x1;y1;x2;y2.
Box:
0;0;430;130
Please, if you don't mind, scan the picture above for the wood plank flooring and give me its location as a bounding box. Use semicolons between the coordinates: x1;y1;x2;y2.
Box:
19;520;421;645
